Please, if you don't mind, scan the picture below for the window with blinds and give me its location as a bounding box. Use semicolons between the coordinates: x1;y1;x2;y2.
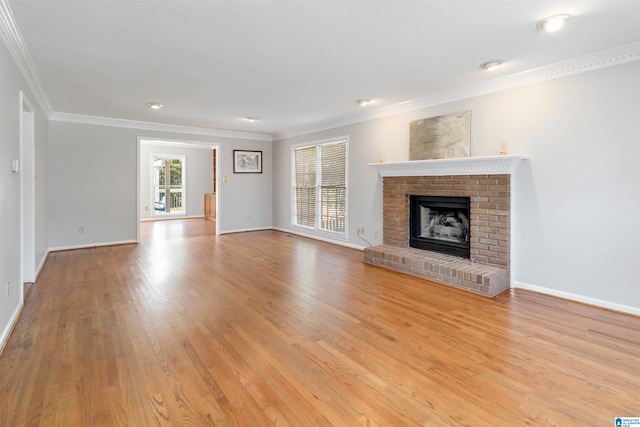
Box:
294;145;317;228
292;138;347;234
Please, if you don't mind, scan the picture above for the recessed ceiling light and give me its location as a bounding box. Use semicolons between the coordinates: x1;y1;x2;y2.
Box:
357;99;371;106
480;60;503;71
147;102;163;110
537;14;571;32
245;117;258;122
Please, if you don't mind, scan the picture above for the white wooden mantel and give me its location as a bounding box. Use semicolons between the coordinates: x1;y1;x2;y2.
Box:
369;155;528;177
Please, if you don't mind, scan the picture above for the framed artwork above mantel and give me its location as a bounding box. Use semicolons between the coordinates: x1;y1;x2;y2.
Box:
409;110;471;160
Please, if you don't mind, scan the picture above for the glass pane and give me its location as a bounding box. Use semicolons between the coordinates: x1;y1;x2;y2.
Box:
154;186;167;213
320;141;346;186
170;158;182;185
294;146;317;227
154;157;166;185
295;187;316;228
320;141;346;233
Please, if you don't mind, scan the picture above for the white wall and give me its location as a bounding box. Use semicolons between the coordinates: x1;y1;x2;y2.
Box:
48;122;139;248
217;140;273;233
505;65;639;310
273;61;640;313
48;122;272;249
139;141;213;220
0;39;48;349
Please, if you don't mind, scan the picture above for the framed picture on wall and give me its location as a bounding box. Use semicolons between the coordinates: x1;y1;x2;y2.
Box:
233;150;262;173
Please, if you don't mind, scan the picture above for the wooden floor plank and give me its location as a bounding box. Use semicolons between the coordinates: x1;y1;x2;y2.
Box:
1;218;639;426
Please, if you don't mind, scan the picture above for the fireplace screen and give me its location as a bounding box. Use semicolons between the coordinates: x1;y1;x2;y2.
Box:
409;195;470;258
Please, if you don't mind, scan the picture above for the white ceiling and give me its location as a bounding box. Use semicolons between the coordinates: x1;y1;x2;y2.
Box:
5;0;640;138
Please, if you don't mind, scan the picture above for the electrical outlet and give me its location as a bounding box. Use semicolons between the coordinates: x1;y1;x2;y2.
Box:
144;206;148;211
78;226;84;233
374;230;379;238
5;281;10;298
358;227;365;234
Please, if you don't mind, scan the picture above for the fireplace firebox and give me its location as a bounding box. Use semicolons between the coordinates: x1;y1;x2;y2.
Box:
409;195;471;258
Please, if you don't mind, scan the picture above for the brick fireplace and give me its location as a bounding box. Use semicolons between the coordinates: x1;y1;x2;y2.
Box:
364;156;526;297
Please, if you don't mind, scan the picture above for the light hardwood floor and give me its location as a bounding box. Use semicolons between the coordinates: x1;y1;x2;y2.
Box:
1;219;638;426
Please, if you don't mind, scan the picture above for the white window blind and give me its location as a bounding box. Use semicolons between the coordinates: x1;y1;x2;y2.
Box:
294;145;317;228
319;141;346;233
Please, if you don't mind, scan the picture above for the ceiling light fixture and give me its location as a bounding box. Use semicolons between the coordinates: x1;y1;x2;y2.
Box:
147;102;163;110
357;99;371;106
245;117;258;122
480;60;503;71
536;14;571;32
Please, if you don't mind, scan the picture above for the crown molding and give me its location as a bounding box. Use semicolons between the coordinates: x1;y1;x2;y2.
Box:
0;0;53;117
49;112;273;142
274;43;640;141
140;139;216;150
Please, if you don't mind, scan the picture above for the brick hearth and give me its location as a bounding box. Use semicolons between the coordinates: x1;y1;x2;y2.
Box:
364;245;508;296
364;174;511;297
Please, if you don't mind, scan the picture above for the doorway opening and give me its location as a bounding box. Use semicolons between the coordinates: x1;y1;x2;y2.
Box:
137;138;218;241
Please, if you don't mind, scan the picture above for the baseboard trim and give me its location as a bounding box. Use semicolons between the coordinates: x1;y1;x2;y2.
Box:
512;280;640;317
0;300;23;357
220;226;367;251
49;240;138;252
272;227;366;251
140;215;205;222
219;226;274;235
35;249;49;280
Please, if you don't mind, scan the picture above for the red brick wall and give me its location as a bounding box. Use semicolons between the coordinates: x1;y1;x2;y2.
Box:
382;175;510;268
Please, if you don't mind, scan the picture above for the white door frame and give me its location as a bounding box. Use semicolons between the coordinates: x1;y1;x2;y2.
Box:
136;138;220;242
20;92;36;295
